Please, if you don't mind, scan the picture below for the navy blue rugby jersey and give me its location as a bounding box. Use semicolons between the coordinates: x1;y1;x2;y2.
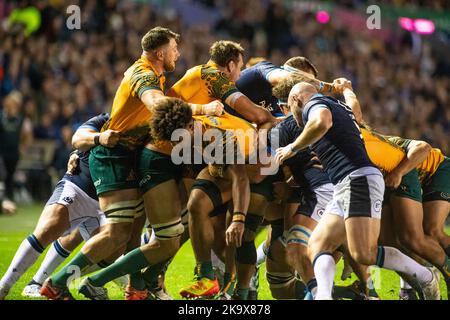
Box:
225;61;283;119
269;114;331;191
63;113;110;200
302;94;374;184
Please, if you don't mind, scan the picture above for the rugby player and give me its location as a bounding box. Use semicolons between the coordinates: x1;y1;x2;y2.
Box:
166;40;261;298
0;113;116;300
77;98;201;300
275;82;440;300
41;27;222;300
334;78;450;299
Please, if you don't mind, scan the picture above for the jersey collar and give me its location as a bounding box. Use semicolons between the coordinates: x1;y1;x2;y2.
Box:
141;54;164;77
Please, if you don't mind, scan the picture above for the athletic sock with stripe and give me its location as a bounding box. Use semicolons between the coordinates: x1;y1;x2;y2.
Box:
33;239;71;285
0;234;44;290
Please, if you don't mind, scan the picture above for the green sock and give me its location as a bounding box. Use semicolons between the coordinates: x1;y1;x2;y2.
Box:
142;258;171;289
129;272;146;291
89;248;149;287
235;287;249;300
198;262;214;280
52;252;92;287
222;272;236;294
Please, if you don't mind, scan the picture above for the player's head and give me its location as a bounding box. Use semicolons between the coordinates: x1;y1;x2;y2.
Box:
289;82;318;125
272;72;317;102
209;40;245;82
141;26;180;72
284;56;318;78
245;57;266;69
150;97;193;141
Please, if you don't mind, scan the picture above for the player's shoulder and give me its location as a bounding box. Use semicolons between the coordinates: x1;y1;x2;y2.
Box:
79;113;110;132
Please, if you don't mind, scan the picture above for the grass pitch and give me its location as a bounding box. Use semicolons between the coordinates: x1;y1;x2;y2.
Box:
0;204;448;300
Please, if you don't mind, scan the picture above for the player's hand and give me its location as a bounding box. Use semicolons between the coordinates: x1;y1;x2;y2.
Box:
99;130;121;148
203;100;224;116
226;221;245;247
332;78;353;94
385;170;402;189
66;153;79;175
275;144;296;165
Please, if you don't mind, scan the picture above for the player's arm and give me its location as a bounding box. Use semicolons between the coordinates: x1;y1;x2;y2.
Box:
166;87;224;116
225;164;250;248
225;92;275;128
275;107;332;164
385;139;431;188
72;114;118;151
268;69;334;93
333;78;364;124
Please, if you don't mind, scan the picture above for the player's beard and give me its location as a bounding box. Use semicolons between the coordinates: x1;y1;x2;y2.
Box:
164;59;176;72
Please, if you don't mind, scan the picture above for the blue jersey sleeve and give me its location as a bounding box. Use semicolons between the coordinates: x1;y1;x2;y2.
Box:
256;61;283;81
78;113;110;132
302;103;329;124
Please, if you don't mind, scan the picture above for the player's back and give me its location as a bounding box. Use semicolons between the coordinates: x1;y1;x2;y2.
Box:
234;61;280;117
303;94;375;184
169;62;238;105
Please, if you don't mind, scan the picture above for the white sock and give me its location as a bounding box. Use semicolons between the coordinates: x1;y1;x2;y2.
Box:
256;241;268;266
400;277;412;289
211;250;225;274
0;235;44;289
33;240;71;285
313;253;335;299
377;246;432;284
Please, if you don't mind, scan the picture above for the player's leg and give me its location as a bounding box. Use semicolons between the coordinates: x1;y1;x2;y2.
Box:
179;167;232;298
0;200;70;299
308;210;346;300
266;238;304;299
423;201;450;257
234;192;267;300
22;228;83;298
345;172;441;300
81;147;185;300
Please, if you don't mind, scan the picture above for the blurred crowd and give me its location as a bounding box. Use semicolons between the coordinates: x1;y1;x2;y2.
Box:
0;0;449;202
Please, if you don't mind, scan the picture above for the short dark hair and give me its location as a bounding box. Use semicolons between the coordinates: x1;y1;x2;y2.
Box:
150;97;192;141
284;56;318;77
209;40;245;67
141;27;180;51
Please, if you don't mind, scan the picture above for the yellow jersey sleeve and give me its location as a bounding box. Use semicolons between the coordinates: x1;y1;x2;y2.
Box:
201;65;239;101
130;68;164;98
169;63;239;104
384;135;412;153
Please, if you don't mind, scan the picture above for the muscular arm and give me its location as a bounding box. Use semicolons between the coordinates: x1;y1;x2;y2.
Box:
140;89;166;112
275;108;332;164
342;87;364;124
269;69;334;93
290;108;332;153
385;140;431;188
225;164;250;214
72;128;120;151
225;93;275;128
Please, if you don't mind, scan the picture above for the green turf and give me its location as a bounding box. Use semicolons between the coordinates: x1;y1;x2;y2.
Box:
0;203;448;300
